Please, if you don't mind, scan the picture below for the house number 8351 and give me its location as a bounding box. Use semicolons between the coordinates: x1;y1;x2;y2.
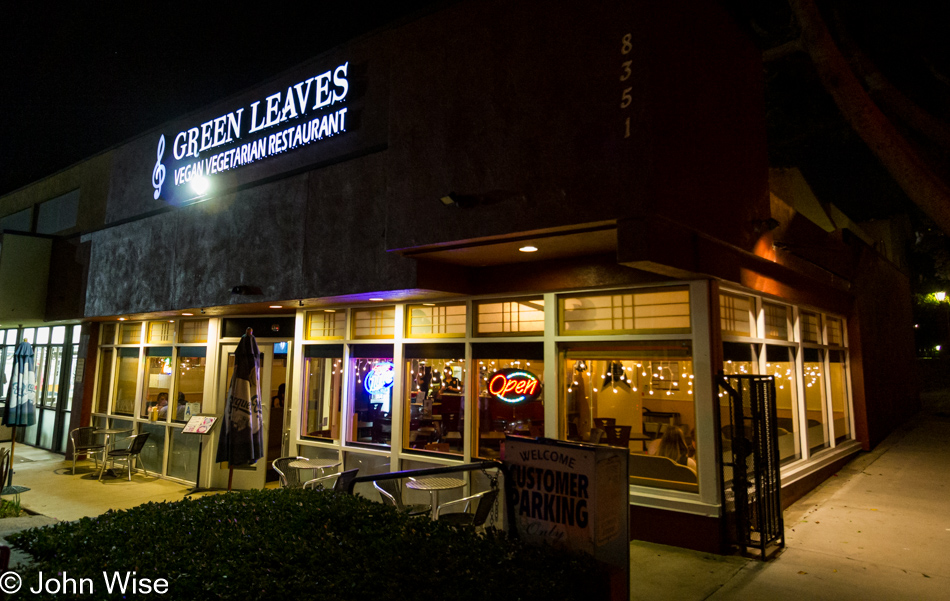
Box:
620;33;633;137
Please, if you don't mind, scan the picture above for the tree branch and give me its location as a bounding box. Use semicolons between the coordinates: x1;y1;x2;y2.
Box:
789;0;950;234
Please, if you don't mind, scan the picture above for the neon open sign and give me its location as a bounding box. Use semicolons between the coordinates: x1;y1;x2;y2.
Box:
488;368;542;404
364;362;395;395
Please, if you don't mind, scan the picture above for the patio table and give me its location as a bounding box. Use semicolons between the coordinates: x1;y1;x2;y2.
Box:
406;476;465;519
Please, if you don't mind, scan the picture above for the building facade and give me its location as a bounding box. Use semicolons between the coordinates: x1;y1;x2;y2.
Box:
0;0;917;552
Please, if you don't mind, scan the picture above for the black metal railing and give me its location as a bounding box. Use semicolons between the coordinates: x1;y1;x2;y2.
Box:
340;460;506;526
343;460;504;493
718;373;785;560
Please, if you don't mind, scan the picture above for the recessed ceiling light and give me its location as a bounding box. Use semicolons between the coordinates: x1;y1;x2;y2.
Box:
269;305;282;309
423;303;436;306
369;298;384;301
118;317;126;321
168;320;175;323
519;245;538;253
182;313;193;316
324;309;336;313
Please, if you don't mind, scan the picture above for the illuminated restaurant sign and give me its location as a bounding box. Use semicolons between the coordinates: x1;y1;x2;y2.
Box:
364;362;395;395
488;368;542;404
151;61;351;202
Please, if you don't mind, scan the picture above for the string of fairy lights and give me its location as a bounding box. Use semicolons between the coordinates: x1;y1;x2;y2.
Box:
720;359;824;397
567;361;695;397
407;358;466;391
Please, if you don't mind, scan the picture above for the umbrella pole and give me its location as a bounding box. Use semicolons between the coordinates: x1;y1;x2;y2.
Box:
7;427;15;487
228;467;234;491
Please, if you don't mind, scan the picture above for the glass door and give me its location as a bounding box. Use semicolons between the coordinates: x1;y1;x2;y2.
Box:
213;344;271;490
266;341;289;482
213;340;291;490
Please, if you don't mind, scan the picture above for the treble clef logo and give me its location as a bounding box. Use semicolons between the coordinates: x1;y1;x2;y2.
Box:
152;134;166;200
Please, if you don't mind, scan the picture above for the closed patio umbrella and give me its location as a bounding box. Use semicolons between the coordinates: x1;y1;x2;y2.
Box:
2;340;37;493
215;328;264;489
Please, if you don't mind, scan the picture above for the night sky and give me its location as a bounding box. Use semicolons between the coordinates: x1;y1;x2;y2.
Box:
0;1;438;197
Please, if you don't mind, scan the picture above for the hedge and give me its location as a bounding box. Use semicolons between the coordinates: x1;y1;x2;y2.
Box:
8;488;605;600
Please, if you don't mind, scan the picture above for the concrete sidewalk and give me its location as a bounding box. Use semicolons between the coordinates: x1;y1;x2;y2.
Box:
632;390;950;600
0;446;197;569
4;445;194;522
2;394;949;600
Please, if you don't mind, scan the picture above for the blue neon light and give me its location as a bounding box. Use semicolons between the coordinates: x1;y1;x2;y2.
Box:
364;362;395;395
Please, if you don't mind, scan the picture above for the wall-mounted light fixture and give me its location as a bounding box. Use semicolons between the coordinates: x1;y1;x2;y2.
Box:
440;190;524;209
751;217;781;234
231;285;263;296
191;175;211;196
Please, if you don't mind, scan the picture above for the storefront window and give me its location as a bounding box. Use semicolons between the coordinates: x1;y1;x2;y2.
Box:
766;345;801;464
720;293;754;337
141;348;173;419
802;348;829;454
347;355;394;446
351;308;396;339
65;344;79;412
475;357;544;459
560;288;690;335
406;303;467;337
343;451;392;498
720;342;760;486
96;349;113;413
828;350;850;443
120;322;142;344
404;356;465;455
800;312;821;344
42;346;64;408
827;318;844;346
148;321;176;344
113;349;139;416
34;346;48;406
475;297;544;336
1;329;18;404
307;310;346;340
179;320;209;343
140;422;166;474
301;346;343;440
763;303;790;341
721;342;758;448
175;348;206;423
722;342;758;376
563;342;696;491
167;428;200;482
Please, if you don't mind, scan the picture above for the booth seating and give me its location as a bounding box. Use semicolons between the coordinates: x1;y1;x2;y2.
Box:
628;453;698;493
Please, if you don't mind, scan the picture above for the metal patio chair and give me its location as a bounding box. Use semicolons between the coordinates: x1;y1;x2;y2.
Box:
98;432;150;481
373;478;430;516
435;488;499;530
304;468;359;493
273;456;308;488
69;426;106;474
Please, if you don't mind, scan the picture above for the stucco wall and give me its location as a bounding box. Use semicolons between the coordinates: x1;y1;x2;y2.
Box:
84;164;420;316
